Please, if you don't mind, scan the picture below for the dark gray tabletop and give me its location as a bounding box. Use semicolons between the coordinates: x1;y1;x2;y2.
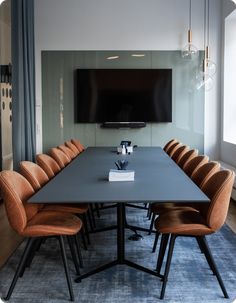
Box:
28;147;210;204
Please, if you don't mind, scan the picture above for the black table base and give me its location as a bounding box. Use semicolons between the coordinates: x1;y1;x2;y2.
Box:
75;203;162;283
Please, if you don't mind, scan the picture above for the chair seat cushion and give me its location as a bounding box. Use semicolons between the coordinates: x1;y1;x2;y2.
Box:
155;209;213;236
43;203;89;214
22;211;82;237
150;202;209;216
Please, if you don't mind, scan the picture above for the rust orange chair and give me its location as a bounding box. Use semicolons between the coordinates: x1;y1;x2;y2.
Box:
170;145;189;164
178;148;198;169
154;169;235;299
58;144;77;160
71;139;85;153
50;147;70;169
65;140;80;156
167;142;182;157
20;161;91;247
0;170;83;301
163;139;179;153
36;154;61;179
183;155;209;177
150;161;220;239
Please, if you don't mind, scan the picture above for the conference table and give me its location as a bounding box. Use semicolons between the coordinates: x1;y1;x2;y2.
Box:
28;146;210;281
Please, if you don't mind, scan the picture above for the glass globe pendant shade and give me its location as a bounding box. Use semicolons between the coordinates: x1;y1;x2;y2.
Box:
195;72;213;91
181;29;199;60
181;43;199;60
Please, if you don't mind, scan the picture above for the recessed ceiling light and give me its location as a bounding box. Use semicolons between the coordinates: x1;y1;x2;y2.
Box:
131;54;146;57
106;56;119;60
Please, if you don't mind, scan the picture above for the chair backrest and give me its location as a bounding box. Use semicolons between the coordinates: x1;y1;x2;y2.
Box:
167;142;182;157
178;149;198;169
36;154;61;179
171;145;189;164
71;139;85;152
58;144;76;160
20;161;49;191
50;148;70;169
0;170;39;234
202;170;235;232
65;140;80;156
163;139;178;153
191;161;221;189
183;155;209;177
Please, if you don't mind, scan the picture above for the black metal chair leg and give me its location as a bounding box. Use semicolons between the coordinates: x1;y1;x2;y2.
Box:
199;236;229;298
156;234;170;274
160;234;176;300
80;228;88;250
19;238;42;278
74;234;84;268
82;213;91;245
59;236;74;302
148;207;152;220
196;237;215;274
4;238;35;301
196;237;204;254
95;203;100;218
148;213;156;235
86;210;94;233
147;203;150;218
67;236;80;275
152;232;160;253
89;205;97;228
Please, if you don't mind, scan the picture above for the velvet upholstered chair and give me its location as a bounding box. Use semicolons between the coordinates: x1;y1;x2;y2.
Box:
183;155;209;177
20;161;91;247
71;139;85;153
58;144;77;160
166;142;182;157
50;147;70;169
36;153;61;179
178;148;199;169
65;140;80;156
0;170;83;301
150;161;221;240
154;169;235;299
163;139;179;153
170;145;189;164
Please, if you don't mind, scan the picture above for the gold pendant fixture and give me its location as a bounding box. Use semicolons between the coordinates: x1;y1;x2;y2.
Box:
181;0;199;60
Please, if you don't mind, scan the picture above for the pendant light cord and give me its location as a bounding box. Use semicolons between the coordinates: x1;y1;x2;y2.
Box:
207;0;210;47
204;0;206;50
189;0;192;30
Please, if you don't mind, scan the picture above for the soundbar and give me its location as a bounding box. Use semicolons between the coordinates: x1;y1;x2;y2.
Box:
101;122;146;129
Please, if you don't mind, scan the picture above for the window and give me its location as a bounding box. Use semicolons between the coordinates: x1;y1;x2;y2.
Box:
223;10;236;145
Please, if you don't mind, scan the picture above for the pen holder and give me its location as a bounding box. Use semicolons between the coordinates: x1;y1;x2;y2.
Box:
115;160;129;170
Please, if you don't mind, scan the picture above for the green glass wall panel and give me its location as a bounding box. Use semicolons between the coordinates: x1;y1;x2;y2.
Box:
42;51;204;152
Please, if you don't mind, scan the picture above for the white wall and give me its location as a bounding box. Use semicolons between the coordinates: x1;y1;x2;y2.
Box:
35;0;222;157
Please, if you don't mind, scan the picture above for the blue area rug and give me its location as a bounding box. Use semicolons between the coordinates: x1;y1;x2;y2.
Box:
0;205;236;303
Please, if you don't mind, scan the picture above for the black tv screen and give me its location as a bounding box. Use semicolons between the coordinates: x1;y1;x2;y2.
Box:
75;69;172;123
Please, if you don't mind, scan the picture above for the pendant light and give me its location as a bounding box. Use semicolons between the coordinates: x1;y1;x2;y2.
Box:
181;0;199;60
0;0;5;5
201;0;216;77
196;0;215;91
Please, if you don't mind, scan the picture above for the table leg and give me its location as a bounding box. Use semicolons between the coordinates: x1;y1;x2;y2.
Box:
75;202;161;282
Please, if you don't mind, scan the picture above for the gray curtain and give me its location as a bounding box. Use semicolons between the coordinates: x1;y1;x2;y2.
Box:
11;0;36;170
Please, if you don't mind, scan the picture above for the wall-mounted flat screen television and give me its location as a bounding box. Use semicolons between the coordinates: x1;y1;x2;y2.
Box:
74;69;172;123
